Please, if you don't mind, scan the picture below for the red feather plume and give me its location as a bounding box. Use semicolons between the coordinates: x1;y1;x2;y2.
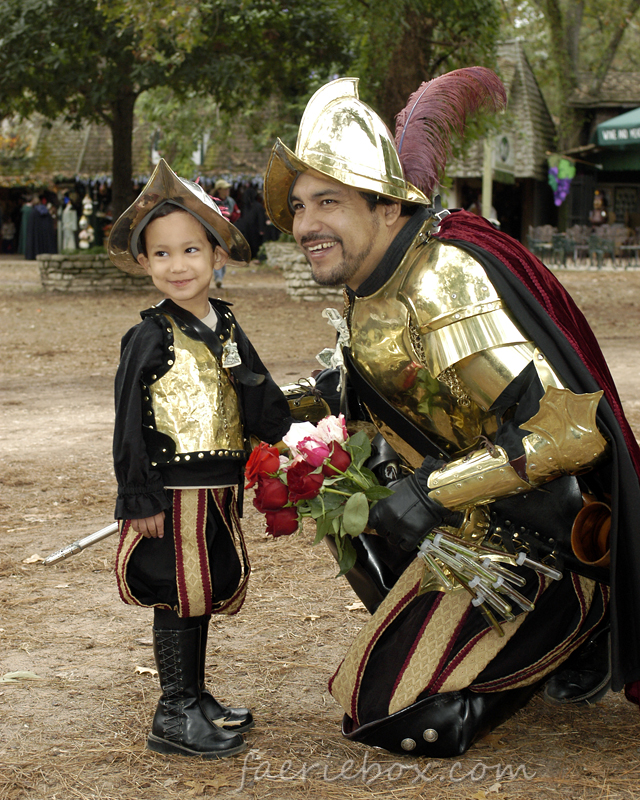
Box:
395;67;507;197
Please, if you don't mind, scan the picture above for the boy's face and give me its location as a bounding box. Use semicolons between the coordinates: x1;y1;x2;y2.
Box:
137;210;228;318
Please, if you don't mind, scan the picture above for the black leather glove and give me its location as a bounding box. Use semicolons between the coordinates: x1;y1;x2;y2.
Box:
368;457;449;551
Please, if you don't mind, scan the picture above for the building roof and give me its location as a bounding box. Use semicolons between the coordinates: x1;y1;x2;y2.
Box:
0;115;152;188
570;72;640;109
447;40;556;183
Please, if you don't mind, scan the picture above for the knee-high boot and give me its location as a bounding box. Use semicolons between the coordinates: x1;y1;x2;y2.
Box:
198;617;255;733
148;625;247;758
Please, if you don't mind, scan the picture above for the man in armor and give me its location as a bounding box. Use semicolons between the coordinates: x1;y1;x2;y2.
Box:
263;71;640;756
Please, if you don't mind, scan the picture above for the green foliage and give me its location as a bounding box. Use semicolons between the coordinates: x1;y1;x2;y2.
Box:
500;0;640;148
345;0;502;125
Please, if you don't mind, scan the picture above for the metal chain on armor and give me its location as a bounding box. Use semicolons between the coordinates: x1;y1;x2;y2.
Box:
342;288;353;330
437;365;472;407
408;320;428;368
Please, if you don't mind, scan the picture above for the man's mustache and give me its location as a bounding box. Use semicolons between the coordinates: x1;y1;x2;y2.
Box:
300;234;343;247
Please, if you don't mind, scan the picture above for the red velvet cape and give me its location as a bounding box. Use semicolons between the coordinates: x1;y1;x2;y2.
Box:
436;210;640;696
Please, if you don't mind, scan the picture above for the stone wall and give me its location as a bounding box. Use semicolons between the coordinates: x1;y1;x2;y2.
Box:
263;241;343;303
38;254;152;292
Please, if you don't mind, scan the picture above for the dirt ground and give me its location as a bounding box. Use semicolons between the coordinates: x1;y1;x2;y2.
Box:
2;257;640;800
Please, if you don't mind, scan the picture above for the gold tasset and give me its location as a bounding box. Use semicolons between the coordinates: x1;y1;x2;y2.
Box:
147;317;244;463
427;387;609;510
263;78;429;234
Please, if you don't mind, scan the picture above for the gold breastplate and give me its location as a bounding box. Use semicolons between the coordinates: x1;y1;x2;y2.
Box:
148;317;244;462
347;232;530;465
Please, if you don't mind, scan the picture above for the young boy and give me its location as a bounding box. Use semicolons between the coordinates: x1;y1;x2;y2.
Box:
108;159;292;759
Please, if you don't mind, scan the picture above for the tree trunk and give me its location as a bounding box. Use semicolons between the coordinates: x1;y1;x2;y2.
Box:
376;10;435;127
109;90;138;222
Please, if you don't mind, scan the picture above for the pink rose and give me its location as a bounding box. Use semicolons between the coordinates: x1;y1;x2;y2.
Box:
253;475;290;512
316;414;348;445
287;461;324;503
265;507;299;538
297;436;331;467
282;421;318;457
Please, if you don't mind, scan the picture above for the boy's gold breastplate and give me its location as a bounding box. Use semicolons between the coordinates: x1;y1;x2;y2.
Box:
348;235;528;464
148;318;244;461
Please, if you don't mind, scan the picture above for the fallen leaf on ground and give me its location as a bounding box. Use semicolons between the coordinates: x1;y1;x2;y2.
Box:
480;732;506;748
1;671;44;683
135;666;158;677
23;554;44;563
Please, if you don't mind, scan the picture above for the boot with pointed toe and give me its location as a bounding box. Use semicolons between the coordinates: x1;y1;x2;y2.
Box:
544;625;611;706
198;618;255;733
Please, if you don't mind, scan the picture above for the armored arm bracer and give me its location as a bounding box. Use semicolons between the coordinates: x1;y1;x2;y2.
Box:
427;385;608;510
400;240;609;511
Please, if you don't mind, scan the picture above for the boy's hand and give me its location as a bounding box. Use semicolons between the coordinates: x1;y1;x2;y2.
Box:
131;511;166;538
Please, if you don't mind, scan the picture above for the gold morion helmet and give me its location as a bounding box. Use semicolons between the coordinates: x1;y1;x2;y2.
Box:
108;158;250;274
263;77;429;234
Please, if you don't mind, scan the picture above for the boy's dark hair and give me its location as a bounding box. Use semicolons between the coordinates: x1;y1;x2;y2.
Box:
359;191;419;217
137;202;220;256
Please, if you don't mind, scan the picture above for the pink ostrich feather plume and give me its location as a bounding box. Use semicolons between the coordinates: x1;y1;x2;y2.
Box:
395;67;507;197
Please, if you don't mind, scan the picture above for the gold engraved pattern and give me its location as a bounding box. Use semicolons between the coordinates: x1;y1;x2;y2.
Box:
522;386;608;482
149;319;243;456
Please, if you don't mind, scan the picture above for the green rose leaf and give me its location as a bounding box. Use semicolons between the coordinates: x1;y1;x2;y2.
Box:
313;515;333;545
334;536;358;577
341;491;370;536
363;485;395;501
345;430;371;468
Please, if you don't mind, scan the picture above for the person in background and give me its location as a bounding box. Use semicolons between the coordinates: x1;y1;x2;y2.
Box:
213;179;240;223
235;185;267;262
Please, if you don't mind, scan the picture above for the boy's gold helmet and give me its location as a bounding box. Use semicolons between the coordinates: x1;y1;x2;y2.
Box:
263;77;429;234
108;158;250;274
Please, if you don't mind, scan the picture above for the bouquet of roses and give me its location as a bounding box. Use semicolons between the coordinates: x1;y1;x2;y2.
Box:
245;414;393;575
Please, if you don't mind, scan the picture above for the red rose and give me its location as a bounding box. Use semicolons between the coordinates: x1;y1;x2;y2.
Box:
287;460;324;503
322;442;352;476
265;507;299;538
245;442;281;489
253;475;289;512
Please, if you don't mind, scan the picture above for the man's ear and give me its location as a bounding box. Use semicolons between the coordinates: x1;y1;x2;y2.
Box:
381;200;402;228
137;253;151;273
214;246;229;267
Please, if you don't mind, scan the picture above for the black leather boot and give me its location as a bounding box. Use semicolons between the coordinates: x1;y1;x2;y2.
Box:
198;618;255;733
543;625;611;706
147;626;246;758
342;683;539;758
